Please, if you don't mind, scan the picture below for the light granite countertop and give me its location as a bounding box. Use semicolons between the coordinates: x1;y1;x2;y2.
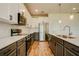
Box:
0;35;28;50
0;33;79;50
52;34;79;47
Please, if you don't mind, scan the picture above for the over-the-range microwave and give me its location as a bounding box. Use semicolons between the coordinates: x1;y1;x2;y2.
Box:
18;12;26;25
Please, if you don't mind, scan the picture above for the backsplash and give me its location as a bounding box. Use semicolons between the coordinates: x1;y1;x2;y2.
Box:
0;21;28;39
48;13;79;35
0;21;11;38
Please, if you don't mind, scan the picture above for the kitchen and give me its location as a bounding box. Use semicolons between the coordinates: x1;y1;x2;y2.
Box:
0;3;79;56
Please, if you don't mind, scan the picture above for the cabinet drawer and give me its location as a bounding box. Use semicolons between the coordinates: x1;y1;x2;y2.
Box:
64;48;76;56
56;42;64;56
8;50;16;56
54;36;63;44
0;42;16;56
64;41;79;55
17;43;26;56
52;36;63;44
17;38;25;46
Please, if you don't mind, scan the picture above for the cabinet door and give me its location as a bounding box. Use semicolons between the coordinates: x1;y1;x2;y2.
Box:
9;3;19;24
18;4;26;17
52;39;56;55
64;48;76;56
0;42;16;56
49;38;52;51
17;43;26;56
8;50;16;56
26;39;31;51
56;42;63;56
0;3;9;22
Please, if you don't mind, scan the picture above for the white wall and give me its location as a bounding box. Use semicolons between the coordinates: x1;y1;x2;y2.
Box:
0;21;11;38
48;13;79;35
27;13;79;36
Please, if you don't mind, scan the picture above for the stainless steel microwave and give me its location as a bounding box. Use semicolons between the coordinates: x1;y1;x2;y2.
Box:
18;13;26;25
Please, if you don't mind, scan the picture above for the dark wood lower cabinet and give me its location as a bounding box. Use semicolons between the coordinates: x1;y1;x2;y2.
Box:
17;38;26;56
8;50;16;56
33;32;39;41
64;48;76;56
49;34;79;56
17;43;26;56
26;33;35;55
64;41;79;56
55;42;63;56
51;36;56;55
1;33;79;56
0;33;35;56
0;42;16;56
49;35;64;56
49;35;56;55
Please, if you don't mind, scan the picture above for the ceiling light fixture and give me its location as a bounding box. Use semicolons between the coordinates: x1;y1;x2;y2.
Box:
73;8;76;10
23;10;25;12
70;14;74;20
58;20;62;24
69;7;75;20
58;3;62;24
35;9;38;12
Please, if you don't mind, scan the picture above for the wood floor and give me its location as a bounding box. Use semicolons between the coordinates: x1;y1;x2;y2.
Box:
28;41;54;56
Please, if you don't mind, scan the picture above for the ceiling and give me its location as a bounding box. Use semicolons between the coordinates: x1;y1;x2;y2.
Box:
24;3;79;16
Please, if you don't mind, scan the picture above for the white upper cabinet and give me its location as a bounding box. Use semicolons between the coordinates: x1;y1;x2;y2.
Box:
0;3;19;24
18;4;26;17
0;4;10;23
0;3;27;24
8;3;19;24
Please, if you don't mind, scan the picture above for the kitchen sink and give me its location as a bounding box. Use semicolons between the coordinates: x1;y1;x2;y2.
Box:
57;35;75;39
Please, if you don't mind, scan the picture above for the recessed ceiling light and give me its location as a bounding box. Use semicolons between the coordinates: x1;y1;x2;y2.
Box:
35;9;38;12
58;20;62;24
23;10;25;12
73;8;76;10
70;14;74;20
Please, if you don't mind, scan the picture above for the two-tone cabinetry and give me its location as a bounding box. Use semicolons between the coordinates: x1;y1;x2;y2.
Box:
49;35;79;56
0;33;38;56
0;37;26;56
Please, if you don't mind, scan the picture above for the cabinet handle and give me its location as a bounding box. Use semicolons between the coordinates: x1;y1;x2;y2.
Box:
3;49;11;54
9;15;12;20
55;42;56;46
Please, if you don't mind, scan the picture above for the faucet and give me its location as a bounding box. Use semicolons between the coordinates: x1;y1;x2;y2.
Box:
63;25;72;36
